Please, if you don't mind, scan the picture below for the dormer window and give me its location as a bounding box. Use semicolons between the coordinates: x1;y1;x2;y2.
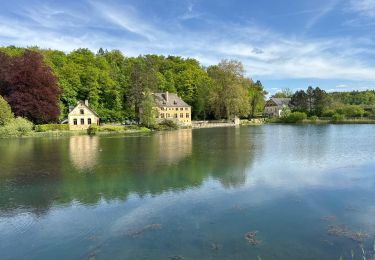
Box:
173;100;177;105
80;109;84;115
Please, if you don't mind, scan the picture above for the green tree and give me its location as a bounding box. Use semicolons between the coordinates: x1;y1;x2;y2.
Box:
208;60;250;119
0;95;14;125
140;90;156;127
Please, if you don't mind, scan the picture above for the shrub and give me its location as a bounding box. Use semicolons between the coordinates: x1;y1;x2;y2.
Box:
281;112;307;123
35;124;69;132
331;113;345;122
322;109;335;117
155;119;178;130
310;116;318;122
0;117;33;137
87;125;98;135
0;95;14;126
99;125;125;132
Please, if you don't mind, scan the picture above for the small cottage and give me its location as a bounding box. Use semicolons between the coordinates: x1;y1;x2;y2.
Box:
153;92;191;126
264;98;291;117
68;100;99;130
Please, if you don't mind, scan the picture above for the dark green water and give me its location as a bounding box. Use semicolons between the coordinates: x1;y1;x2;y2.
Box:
1;125;375;259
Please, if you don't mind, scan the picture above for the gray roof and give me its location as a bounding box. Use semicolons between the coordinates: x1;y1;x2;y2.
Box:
268;98;291;107
153;92;190;107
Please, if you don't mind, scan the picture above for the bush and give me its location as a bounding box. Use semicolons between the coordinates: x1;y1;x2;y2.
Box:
310;116;318;122
322;109;335;117
281;112;307;123
0;95;14;126
35;124;69;132
0;117;33;137
331;113;345;122
99;125;125;132
154;119;178;130
87;125;98;135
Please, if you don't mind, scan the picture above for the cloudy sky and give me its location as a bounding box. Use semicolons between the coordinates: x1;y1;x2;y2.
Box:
1;0;375;94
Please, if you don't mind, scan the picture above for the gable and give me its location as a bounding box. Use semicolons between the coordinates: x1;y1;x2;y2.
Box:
69;103;99;118
265;100;278;107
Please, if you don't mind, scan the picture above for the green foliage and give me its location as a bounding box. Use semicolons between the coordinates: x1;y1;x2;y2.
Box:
310;116;318;122
281;112;307;123
154;119;178;130
331;113;346;122
140;90;156;127
336;105;364;117
0;95;14;125
87;124;98;135
35;124;69;132
280;106;291;118
2;46;268;122
0;117;33;137
208;60;251;119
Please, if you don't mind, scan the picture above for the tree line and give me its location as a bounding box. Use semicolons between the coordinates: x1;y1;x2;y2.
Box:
0;46;267;124
273;87;375;118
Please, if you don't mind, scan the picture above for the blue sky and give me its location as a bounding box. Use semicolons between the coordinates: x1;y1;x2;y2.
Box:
1;0;375;94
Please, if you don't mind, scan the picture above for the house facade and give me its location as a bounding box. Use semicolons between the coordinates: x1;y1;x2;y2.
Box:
68;100;100;130
264;98;291;117
153;92;191;126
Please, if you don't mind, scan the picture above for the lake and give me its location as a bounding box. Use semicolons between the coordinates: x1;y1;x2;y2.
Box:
1;125;375;259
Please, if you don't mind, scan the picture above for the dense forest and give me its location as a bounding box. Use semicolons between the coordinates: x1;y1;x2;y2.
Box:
1;46;375;126
0;46;266;124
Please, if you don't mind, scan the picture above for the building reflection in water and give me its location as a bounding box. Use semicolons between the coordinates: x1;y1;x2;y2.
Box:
69;136;99;171
154;129;192;166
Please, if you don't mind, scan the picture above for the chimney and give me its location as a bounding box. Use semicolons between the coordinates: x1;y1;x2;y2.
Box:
165;91;169;102
84;100;89;106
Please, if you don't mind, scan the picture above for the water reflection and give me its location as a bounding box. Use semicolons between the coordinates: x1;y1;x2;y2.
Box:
0;128;258;215
69;136;99;171
1;125;375;260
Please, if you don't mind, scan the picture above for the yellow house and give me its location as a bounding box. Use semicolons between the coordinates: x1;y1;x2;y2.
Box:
68;100;100;130
153;92;191;126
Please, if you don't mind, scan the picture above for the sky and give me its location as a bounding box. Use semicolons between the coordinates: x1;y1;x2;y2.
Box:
1;0;375;94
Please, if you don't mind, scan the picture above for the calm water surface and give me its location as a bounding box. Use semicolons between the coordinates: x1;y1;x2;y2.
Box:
1;125;375;259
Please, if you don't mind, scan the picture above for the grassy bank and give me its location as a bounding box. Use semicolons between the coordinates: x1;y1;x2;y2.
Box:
267;117;375;124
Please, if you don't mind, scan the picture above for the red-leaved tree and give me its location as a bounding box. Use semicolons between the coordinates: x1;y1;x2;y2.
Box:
0;50;60;123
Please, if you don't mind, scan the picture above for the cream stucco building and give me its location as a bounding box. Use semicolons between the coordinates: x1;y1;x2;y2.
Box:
153;92;191;126
68;100;100;130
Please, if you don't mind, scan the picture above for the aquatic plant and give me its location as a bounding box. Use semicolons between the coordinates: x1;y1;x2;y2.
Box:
125;224;162;238
244;231;261;246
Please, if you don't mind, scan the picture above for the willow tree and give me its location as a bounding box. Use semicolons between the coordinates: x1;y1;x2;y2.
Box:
208;60;250;119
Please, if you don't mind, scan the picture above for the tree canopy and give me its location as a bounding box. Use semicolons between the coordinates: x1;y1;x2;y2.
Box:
0;46;267;123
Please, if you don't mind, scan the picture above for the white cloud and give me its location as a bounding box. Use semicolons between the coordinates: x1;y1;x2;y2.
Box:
349;0;375;17
2;1;375;86
305;0;340;29
336;84;348;88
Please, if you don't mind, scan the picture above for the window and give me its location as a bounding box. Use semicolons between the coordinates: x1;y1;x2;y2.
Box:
166;113;170;118
161;113;165;118
81;118;85;125
180;108;183;111
185;107;188;110
80;109;84;115
186;113;190;118
180;113;184;118
174;114;178;118
176;108;178;111
73;119;77;125
88;118;92;125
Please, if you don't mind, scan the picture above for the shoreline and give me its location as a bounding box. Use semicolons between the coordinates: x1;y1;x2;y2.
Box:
1;119;375;139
